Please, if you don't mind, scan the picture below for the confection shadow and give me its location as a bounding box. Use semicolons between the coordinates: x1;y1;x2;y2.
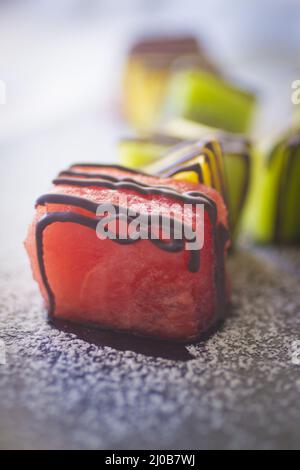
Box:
50;318;197;361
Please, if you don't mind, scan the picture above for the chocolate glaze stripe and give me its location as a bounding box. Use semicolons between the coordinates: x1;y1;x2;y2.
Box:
59;169;178;192
130;37;199;56
35;192;217;270
61;167;206;186
36;203;191;256
157;148;217;187
36;193;100;212
153;141;216;174
207;138;251;214
36;213;99;316
36;209;204;316
159;132;250;182
37;173;228;319
166;163;204;183
52;177;217;222
171;142;223;194
69;163;150;176
194;136;250;230
58;170;168;185
164;137;215;156
131;36;198;46
213;138;251;229
36;193;205;251
160;147;222;198
142;133;248;227
207;141;227;202
158;147;206;171
200;141;225;199
58;170;146;183
121;136;227;204
119;136;223;194
59;169;207;194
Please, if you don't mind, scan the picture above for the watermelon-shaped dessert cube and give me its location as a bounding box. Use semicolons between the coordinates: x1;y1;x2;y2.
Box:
25;164;230;341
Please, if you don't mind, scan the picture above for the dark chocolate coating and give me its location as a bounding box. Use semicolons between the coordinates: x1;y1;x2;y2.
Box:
167;163;204;184
130;36;200;57
52;176;217;216
69;163;149;175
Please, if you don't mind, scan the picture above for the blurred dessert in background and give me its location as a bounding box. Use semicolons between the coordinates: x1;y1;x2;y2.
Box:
161;119;252;236
119;134;182;168
122;35;218;130
164;69;256;133
119;119;252;238
244;127;300;244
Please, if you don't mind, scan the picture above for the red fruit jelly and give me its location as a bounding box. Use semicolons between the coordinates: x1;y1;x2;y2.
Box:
25;163;230;341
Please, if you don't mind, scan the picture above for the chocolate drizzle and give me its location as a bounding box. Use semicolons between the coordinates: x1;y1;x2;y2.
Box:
121;134;250;228
52;176;217;216
145;139;227;205
127;36;219;75
148;144;210;176
167;163;204;183
160;148;212;180
130;36;200;57
34;167;229;319
36;209;196;316
124;130;250;236
58;170;147;183
70;163;149;175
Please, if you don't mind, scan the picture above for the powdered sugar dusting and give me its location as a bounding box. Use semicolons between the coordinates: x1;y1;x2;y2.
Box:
0;247;300;449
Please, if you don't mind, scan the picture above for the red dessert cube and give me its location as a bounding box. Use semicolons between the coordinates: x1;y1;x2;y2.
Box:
25;164;229;341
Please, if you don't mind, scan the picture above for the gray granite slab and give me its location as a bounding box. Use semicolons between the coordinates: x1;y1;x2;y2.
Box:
0;245;300;450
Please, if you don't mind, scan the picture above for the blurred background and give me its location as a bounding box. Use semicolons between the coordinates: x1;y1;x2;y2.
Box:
0;0;300;261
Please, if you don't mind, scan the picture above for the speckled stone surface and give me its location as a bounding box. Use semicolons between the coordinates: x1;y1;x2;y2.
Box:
0;127;300;449
1;246;300;450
